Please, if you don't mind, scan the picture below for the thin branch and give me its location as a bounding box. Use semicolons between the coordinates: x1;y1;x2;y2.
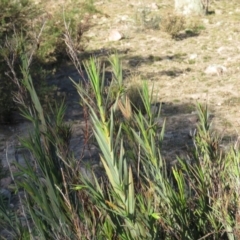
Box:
27;19;47;68
63;11;86;82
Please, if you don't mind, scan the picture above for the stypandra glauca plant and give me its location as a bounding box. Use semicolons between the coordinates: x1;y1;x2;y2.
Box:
4;43;240;238
72;55;166;239
7;48;84;238
72;56;240;239
160;104;240;239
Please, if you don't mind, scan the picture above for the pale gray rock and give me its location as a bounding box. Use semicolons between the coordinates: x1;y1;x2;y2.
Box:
189;53;198;60
204;65;227;76
108;30;123;41
150;2;159;10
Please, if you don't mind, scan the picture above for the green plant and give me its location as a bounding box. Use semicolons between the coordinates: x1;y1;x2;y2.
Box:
0;0;39;43
73;58;240;239
72;55;165;239
0;0;96;122
3;42;240;239
36;0;98;64
0;0;40;122
12;52;83;239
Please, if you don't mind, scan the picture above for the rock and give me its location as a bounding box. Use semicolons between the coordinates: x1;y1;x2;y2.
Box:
189;54;197;60
202;18;209;24
215;9;223;15
217;46;226;54
108;30;123;41
150;3;159;10
216;21;223;26
116;15;129;23
204;65;227;76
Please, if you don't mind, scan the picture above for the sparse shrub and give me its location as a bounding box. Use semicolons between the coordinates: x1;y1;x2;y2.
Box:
35;0;97;64
0;0;39;42
0;0;40;122
0;0;96;122
161;13;185;38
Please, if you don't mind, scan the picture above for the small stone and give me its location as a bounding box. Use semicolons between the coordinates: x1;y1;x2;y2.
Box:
189;54;197;60
121;15;128;21
217;46;226;54
204;65;227;76
216;21;223;26
108;30;123;41
202;19;209;24
215;9;223;15
150;3;159;10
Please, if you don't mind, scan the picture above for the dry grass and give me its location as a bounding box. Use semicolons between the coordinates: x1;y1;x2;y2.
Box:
161;13;186;38
75;0;240;138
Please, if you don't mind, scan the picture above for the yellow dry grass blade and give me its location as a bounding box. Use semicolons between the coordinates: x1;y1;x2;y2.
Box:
117;96;132;121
